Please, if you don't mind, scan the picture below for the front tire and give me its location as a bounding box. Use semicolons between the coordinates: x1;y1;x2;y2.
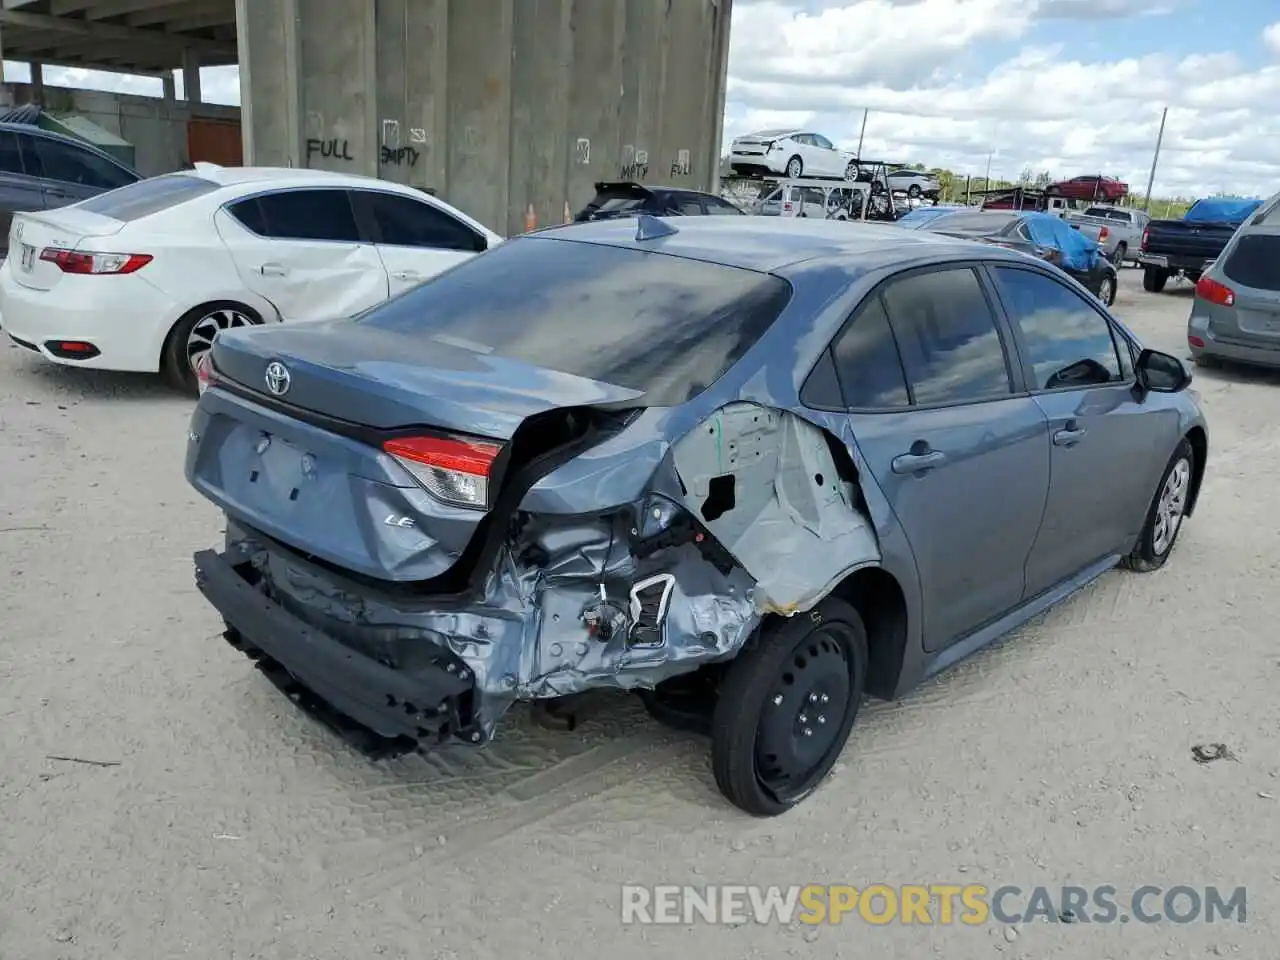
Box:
1122;439;1193;573
161;301;262;396
1112;242;1127;266
785;155;804;178
907;184;921;198
711;598;867;816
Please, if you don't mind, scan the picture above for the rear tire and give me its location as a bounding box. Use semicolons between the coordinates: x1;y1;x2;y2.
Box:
785;155;804;178
1112;242;1127;266
907;184;921;198
711;598;867;817
161;301;262;396
1142;266;1169;293
1122;438;1194;573
1097;273;1117;307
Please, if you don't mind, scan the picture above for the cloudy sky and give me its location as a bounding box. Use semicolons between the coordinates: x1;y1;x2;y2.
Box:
5;0;1278;199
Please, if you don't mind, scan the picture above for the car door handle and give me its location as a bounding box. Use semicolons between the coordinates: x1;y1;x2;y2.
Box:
891;450;947;475
391;270;422;281
1053;427;1087;446
259;263;287;277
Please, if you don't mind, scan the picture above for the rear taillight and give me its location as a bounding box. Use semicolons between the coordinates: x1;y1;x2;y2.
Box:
1195;275;1235;306
195;352;216;395
39;247;152;275
383;434;501;509
1141;227;1149;251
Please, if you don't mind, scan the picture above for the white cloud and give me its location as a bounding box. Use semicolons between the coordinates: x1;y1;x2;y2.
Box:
726;0;1280;198
1264;22;1280;56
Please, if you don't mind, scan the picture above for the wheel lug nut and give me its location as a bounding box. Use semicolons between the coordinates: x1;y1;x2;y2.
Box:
820;694;829;704
809;693;818;703
804;728;813;737
817;715;826;724
798;713;807;724
772;694;783;706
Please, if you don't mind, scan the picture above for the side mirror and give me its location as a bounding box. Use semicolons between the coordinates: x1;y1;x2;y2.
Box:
473;233;490;253
1135;348;1191;394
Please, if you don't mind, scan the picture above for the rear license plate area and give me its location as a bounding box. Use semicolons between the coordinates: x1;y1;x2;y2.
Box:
247;433;315;503
1236;309;1280;337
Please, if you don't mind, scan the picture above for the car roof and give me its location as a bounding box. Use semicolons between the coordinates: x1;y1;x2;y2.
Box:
592;181;720;198
532;215;996;273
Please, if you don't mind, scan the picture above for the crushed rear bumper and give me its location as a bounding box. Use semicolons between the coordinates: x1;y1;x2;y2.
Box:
193;549;483;746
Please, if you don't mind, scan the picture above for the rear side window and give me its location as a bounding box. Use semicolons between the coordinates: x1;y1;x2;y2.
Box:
993;266;1123;389
355;236;792;405
353;190;482;251
229;189;361;242
31;137;135;190
78;174;220;221
1221;234;1280;291
703;196;744;216
0;131;23;175
881;268;1012;405
828;297;909;408
672;197;706;215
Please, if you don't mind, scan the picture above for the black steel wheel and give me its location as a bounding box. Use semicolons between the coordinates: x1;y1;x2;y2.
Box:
711;598;867;816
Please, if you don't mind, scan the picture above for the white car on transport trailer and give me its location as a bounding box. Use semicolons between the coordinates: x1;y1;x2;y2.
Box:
0;164;502;394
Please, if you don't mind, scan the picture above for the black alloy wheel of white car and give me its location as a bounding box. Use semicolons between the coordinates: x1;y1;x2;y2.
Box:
162;301;262;396
711;597;868;816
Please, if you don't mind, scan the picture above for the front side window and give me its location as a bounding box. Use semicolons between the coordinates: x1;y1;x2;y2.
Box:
230;189;361;242
828;296;910;409
355;236;792;406
0;131;23;175
993;266;1123;390
881;267;1012;405
354;190;481;251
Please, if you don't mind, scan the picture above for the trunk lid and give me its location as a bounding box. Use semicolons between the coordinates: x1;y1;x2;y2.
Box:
210;318;644;437
1144;219;1235;260
191;320;643;583
9;208;126;291
1217;232;1280;342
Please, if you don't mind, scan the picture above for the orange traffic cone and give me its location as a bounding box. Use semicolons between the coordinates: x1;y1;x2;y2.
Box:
563;201;572;224
523;203;537;232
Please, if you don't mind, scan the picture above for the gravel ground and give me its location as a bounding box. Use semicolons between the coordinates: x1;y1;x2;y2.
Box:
2;267;1278;959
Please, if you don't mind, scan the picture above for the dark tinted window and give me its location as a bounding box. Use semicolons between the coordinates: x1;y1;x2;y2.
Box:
830;297;909;408
356;236;792;405
703;196;744;215
356;190;481;251
16;134;41;179
78;173;220;221
32;137;135;189
231;189;361;242
1222;234;1280;291
881;268;1012;405
672;197;706;215
0;131;23;175
993;267;1122;390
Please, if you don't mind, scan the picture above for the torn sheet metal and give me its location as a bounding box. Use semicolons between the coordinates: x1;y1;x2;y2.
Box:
234;508;758;739
668;402;880;615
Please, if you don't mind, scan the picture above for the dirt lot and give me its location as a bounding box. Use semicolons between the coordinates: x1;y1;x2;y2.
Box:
2;268;1277;959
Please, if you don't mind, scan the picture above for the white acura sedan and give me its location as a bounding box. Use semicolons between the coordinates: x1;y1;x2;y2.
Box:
0;164;502;393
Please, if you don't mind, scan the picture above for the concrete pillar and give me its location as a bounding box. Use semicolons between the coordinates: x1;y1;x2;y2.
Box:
234;0;734;236
182;48;202;103
163;71;176;102
29;61;42;102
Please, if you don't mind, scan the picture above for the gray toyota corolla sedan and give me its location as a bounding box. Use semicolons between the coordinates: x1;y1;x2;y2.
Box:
186;216;1208;817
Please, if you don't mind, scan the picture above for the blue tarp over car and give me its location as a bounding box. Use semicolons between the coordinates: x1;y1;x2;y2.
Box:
1022;212;1101;272
895;206;962;228
1183;197;1261;225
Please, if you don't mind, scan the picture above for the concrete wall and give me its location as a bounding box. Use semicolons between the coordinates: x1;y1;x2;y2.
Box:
235;0;734;236
1;82;240;176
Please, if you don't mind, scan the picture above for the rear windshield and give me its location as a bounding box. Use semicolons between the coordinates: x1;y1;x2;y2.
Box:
1221;234;1280;291
930;212;1017;235
356;236;793;405
77;173;220;221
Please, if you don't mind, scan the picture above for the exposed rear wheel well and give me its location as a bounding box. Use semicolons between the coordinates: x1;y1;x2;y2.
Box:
829;565;907;700
1184;426;1207;516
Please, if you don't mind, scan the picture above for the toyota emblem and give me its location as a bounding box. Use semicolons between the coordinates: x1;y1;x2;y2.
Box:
264;361;291;396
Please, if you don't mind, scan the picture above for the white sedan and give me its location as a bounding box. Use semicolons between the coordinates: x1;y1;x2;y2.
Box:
728;130;856;180
0;164;502;394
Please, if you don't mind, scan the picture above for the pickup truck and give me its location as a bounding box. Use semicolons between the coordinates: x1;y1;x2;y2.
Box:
1137;197;1262;293
1065;205;1149;265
